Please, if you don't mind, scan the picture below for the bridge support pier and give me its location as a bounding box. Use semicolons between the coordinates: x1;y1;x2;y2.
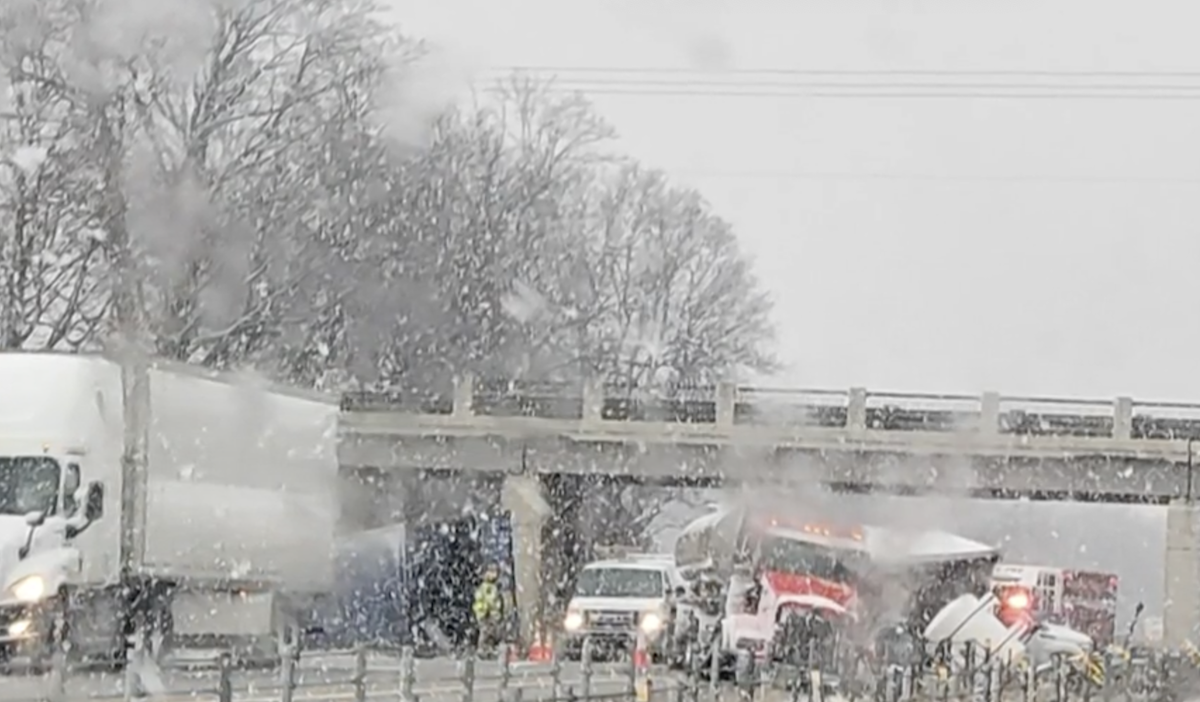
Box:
501;473;551;651
1164;500;1200;647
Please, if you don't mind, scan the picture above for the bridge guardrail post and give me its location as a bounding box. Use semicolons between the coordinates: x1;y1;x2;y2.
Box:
979;392;1000;435
452;373;476;419
686;640;701;702
582;378;603;423
709;638;721;692
847;388;867;432
46;610;67;702
1114;397;1133;440
353;645;367;702
498;642;512;701
550;644;564;699
280;640;296;702
581;636;593;698
400;645;416;702
716;382;736;427
217;652;233;702
461;650;477;702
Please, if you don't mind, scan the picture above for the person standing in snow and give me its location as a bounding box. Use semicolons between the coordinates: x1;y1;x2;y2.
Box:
473;563;505;654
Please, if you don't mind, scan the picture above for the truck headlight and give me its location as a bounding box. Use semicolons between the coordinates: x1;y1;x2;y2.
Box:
640;612;663;634
8;576;46;602
564;611;584;631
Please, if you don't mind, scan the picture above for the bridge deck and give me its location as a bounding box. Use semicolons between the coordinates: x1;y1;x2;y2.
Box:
341;375;1200;460
337;377;1200;500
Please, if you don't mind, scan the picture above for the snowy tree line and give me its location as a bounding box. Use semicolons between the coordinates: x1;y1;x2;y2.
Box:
0;0;775;399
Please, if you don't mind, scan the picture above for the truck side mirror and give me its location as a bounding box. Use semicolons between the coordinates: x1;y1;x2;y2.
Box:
675;586;687;598
84;482;104;522
23;510;46;527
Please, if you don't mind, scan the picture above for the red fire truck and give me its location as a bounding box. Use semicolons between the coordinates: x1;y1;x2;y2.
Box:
670;506;999;673
990;564;1119;645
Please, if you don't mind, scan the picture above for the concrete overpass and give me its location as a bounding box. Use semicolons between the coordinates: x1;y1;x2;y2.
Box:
340;375;1200;501
336;376;1200;650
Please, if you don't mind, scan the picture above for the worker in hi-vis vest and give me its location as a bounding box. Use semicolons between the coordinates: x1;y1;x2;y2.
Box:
472;563;505;653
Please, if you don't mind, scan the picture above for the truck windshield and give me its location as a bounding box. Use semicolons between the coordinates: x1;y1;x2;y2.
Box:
575;568;664;598
759;537;861;583
0;457;60;516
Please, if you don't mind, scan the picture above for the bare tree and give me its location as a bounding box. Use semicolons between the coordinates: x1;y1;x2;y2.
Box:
366;78;615;392
0;0;113;350
121;0;401;372
532;162;777;390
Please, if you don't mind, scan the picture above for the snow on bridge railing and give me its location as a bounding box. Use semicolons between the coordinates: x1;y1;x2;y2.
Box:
340;375;1200;440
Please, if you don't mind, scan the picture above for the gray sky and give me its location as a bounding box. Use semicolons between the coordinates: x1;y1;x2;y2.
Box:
385;0;1195;617
391;0;1200;401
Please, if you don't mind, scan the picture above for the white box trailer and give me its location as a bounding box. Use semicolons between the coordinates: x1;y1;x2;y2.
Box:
0;352;339;668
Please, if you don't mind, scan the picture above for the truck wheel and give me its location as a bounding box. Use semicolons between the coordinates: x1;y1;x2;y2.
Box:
681;641;698;673
734;650;756;690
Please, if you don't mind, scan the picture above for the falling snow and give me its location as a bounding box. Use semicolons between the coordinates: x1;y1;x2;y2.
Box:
0;0;1181;695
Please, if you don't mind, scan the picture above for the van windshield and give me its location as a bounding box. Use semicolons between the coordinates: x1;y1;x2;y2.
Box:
574;568;664;598
0;457;60;516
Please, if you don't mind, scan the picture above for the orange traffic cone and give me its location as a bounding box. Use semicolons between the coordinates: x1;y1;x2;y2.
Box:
527;630;553;662
633;632;651;702
632;631;649;670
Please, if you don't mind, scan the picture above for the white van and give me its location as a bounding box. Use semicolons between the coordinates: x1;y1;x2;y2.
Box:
561;554;684;660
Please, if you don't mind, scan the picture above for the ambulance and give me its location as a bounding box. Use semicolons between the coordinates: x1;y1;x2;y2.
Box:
991;564;1119;646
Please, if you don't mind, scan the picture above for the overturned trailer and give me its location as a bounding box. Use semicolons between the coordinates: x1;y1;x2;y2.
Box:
670;504;999;674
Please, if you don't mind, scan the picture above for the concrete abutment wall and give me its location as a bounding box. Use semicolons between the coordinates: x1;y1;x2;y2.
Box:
1164;501;1200;647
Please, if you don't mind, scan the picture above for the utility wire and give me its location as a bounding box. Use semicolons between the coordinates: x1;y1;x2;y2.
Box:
668;170;1200;185
477;66;1200;100
477;65;1200;79
485;86;1200;100
485;66;1200;79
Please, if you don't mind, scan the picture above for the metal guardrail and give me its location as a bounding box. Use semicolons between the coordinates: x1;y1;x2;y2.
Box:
341;375;1200;442
3;645;671;702
11;641;1198;702
709;643;1194;702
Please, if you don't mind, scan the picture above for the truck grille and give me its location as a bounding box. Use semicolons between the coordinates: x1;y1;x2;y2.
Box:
588;610;637;630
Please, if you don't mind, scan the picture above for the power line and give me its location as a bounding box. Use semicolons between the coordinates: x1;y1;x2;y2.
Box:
500;79;1200;91
484;84;1200;100
487;66;1200;79
478;66;1200;100
668;170;1200;185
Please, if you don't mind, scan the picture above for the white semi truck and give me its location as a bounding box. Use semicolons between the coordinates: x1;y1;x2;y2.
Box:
0;352;339;670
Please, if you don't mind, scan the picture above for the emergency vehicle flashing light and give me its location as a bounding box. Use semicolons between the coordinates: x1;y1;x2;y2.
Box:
1004;590;1031;611
766;517;865;541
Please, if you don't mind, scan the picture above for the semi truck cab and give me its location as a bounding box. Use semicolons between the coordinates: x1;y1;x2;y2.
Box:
0;450;105;663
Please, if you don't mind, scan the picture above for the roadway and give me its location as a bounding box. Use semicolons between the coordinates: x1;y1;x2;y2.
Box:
0;652;658;702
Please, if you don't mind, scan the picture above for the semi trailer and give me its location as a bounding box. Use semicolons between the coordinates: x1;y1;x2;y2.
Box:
0;352;339;670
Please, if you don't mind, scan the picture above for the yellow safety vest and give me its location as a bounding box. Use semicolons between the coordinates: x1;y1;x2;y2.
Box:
473;581;502;620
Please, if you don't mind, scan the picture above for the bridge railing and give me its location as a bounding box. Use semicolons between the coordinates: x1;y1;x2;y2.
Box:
341;375;1200;441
